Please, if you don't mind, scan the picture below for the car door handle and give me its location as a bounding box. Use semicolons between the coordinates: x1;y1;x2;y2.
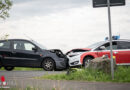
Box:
114;51;118;54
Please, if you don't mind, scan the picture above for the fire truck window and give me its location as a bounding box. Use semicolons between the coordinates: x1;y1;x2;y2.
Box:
102;42;117;50
117;41;130;49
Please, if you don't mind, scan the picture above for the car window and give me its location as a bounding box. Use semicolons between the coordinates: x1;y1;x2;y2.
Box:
0;41;10;49
13;41;35;51
87;41;105;49
96;42;117;50
104;42;117;50
117;41;130;49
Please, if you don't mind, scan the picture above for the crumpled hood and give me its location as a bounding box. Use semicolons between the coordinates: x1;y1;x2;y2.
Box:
49;49;66;58
49;49;62;53
74;48;91;51
66;48;91;55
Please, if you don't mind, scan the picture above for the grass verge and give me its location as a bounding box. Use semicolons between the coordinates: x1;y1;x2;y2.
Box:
37;66;130;82
0;67;43;71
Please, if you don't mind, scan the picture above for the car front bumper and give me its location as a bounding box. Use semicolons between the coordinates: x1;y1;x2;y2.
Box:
67;55;82;67
55;57;68;70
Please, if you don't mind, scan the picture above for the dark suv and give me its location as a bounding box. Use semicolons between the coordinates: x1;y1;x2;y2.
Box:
0;39;68;71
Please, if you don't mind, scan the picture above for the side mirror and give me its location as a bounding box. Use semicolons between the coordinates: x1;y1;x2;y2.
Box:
99;46;106;50
32;47;38;52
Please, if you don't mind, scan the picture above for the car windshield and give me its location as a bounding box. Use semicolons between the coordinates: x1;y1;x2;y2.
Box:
31;40;47;50
87;41;105;49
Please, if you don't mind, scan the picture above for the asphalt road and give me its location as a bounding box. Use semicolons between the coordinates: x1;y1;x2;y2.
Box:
0;70;130;90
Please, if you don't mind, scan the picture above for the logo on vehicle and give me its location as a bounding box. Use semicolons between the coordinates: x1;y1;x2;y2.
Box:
0;76;7;86
0;76;9;88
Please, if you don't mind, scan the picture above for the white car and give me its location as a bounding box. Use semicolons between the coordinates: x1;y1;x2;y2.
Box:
66;48;89;67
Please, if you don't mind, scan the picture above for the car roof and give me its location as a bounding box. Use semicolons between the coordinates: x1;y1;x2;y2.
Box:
0;39;29;41
105;39;130;42
0;39;33;42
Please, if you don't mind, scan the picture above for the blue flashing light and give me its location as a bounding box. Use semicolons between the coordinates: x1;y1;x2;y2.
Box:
105;37;108;40
105;35;120;41
112;36;120;40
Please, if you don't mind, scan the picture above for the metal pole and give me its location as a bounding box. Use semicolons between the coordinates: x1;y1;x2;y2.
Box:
107;0;114;80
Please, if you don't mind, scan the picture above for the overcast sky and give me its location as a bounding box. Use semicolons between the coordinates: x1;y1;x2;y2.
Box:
0;0;130;52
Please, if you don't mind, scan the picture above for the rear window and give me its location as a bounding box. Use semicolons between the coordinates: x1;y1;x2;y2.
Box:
0;41;10;49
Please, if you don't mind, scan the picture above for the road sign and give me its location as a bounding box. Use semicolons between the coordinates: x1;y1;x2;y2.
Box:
93;0;125;7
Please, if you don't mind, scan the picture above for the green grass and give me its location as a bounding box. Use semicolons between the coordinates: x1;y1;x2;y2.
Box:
37;66;130;82
0;67;43;71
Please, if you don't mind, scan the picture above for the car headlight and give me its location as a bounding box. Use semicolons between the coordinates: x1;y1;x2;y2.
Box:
68;53;80;57
70;61;79;65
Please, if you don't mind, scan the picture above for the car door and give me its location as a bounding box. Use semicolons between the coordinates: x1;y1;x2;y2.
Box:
0;40;13;66
96;41;118;60
115;41;130;65
12;40;41;67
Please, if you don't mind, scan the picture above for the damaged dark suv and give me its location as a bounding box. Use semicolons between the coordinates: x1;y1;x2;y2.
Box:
0;39;68;71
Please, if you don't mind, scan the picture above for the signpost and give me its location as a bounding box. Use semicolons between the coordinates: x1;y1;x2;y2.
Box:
92;0;125;79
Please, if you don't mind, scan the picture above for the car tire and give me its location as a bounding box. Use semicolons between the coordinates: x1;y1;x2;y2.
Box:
42;58;55;71
4;66;14;71
83;57;93;68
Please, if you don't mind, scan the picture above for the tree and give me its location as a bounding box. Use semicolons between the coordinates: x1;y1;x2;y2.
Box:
0;34;9;40
0;0;12;19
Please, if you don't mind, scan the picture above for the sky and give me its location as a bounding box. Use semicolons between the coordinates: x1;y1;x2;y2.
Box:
0;0;130;52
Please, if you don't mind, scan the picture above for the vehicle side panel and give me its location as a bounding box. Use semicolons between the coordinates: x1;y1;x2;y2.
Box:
80;52;98;64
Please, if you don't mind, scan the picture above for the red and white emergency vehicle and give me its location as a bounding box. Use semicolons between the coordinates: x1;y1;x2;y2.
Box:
66;39;130;67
